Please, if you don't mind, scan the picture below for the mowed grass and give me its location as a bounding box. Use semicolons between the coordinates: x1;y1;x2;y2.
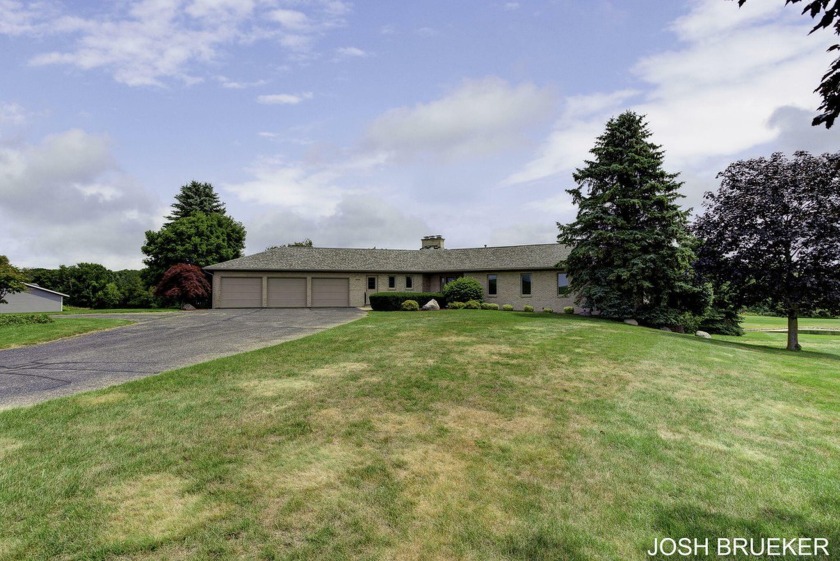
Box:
0;311;838;560
0;317;133;350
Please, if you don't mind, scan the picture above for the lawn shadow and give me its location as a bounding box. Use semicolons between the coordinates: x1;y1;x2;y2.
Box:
701;337;840;364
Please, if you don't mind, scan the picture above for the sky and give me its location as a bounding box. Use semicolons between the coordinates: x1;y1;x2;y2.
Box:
1;0;839;270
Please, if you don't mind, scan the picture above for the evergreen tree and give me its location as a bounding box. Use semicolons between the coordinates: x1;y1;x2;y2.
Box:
557;111;706;328
142;212;246;286
166;181;226;222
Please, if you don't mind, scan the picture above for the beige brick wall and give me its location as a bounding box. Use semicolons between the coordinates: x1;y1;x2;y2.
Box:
464;270;577;312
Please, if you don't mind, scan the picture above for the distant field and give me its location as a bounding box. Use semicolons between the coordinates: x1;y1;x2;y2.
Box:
0;311;837;560
0;317;133;350
741;314;840;331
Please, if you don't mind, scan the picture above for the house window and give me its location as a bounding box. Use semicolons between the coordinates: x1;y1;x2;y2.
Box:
388;276;396;289
557;273;569;296
405;276;413;289
520;273;532;296
367;277;376;290
487;274;497;296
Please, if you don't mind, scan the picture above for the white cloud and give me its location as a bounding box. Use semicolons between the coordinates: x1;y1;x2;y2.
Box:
257;92;314;105
216;76;268;89
225;159;348;217
269;8;311;31
245;198;431;253
335;46;368;58
7;0;352;86
503;3;520;11
506;0;840;192
0;101;26;127
364;77;555;162
0;128;159;269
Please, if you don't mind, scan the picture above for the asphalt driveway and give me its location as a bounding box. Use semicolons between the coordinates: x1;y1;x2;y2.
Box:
0;308;366;410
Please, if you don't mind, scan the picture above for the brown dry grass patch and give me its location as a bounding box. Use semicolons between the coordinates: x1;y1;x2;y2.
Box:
0;437;23;461
98;474;216;544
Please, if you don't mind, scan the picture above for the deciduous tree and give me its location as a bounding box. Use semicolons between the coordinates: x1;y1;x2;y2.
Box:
558;111;708;328
0;256;26;305
694;151;840;350
142;211;246;286
155;264;211;308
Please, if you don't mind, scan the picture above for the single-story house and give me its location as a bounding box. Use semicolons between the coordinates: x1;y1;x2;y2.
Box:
0;283;69;314
205;236;575;311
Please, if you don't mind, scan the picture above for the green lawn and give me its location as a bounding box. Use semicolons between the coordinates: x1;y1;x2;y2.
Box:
0;311;837;560
0;317;133;350
61;307;179;315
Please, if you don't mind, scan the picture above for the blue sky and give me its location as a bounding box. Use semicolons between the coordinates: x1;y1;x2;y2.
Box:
1;0;838;269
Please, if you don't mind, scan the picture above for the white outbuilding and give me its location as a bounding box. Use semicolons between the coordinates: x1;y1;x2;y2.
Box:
1;283;68;313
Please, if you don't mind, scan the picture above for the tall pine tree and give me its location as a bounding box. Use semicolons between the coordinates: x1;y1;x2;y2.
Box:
558;111;707;328
166;181;226;222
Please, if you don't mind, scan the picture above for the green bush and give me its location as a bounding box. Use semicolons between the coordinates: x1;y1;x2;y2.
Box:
563;306;574;314
448;301;466;310
369;292;445;311
400;300;420;311
523;305;534;312
481;303;500;310
442;277;483;303
464;300;481;309
542;307;553;314
502;304;514;311
0;314;54;326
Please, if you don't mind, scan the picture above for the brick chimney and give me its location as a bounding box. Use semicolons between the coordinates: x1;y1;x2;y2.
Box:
421;235;445;250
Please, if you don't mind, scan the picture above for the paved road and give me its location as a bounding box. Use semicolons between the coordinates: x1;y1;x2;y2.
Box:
0;308;365;410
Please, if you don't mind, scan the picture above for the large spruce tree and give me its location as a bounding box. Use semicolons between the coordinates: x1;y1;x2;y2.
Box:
166;181;227;222
558;111;706;328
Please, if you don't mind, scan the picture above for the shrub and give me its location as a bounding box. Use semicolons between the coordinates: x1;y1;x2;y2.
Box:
523;305;534;312
448;301;466;310
442;277;483;303
401;299;419;311
369;292;445;311
542;307;553;314
563;306;574;314
155;264;211;308
0;314;54;326
464;300;481;309
502;304;514;311
481;303;500;310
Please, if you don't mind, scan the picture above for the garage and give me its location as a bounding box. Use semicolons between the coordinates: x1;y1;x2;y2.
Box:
311;278;349;307
219;277;262;308
267;277;307;307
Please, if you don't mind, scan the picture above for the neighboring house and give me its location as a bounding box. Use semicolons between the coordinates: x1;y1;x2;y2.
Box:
205;236;575;311
0;283;68;313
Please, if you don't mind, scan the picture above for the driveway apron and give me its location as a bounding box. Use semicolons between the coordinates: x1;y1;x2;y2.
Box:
0;308;365;410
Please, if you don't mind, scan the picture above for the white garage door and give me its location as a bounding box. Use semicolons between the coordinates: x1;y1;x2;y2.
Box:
311;278;349;307
219;277;262;308
267;277;307;307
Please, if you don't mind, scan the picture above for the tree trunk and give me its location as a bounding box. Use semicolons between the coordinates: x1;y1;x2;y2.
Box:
787;312;801;351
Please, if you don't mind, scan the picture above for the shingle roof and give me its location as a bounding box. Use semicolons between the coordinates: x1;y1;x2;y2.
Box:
205;244;571;273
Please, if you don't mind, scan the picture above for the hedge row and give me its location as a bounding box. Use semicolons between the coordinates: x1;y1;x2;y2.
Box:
369;292;446;311
0;313;55;326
